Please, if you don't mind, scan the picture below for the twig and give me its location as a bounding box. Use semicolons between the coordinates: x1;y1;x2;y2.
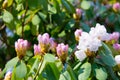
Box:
33;56;44;80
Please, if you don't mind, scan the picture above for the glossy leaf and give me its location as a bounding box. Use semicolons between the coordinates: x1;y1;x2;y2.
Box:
45;63;60;80
78;62;91;80
16;61;27;78
99;43;116;67
32;15;41;25
5;57;19;70
3;10;13;23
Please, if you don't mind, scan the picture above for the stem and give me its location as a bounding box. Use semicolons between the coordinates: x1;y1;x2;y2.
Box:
33;56;44;80
21;0;28;38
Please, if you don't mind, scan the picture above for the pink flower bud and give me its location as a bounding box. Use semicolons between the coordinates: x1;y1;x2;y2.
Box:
76;8;82;15
115;55;120;65
74;29;82;41
110;32;119;43
42;33;50;45
49;38;57;52
37;33;50;53
113;43;120;52
56;43;68;62
34;44;41;55
15;39;29;59
113;2;120;12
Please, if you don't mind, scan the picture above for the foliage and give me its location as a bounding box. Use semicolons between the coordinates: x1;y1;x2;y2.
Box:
0;0;120;80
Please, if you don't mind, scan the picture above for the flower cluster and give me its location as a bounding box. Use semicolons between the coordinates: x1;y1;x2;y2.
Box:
34;33;57;55
75;23;110;61
15;39;29;59
34;33;68;62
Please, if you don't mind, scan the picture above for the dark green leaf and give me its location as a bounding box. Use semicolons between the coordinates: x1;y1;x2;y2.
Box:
45;63;60;80
99;43;116;67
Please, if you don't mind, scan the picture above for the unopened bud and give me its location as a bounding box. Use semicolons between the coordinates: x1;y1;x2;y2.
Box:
37;33;50;53
109;32;119;44
49;38;57;52
2;0;8;9
15;39;29;59
74;29;82;41
113;43;120;52
73;8;82;20
56;43;68;62
113;2;120;12
34;44;42;55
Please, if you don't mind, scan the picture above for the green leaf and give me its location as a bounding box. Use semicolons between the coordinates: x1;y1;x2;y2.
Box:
81;1;91;10
7;0;13;7
95;68;107;80
48;4;57;14
52;0;60;13
78;62;91;80
28;0;41;10
16;61;27;78
28;57;39;75
39;0;48;11
67;65;77;80
32;15;41;25
3;10;13;23
61;0;75;13
99;43;116;67
45;63;60;80
59;71;71;80
38;12;47;22
5;57;19;70
44;54;56;63
81;22;90;32
31;25;39;35
93;64;107;80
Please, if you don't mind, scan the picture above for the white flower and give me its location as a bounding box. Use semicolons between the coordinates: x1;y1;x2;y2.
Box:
77;32;90;51
88;38;102;52
75;50;87;61
89;23;110;41
77;32;102;52
115;55;120;64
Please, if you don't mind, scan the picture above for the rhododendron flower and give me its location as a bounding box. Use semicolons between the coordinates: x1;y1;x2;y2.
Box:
73;8;82;20
34;44;41;55
56;43;68;62
4;70;12;80
89;23;110;41
74;50;87;61
15;39;29;59
37;33;50;53
74;29;82;41
113;43;120;52
77;32;102;52
38;33;50;46
49;38;57;52
115;55;120;67
76;8;82;16
109;32;119;43
113;2;120;12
